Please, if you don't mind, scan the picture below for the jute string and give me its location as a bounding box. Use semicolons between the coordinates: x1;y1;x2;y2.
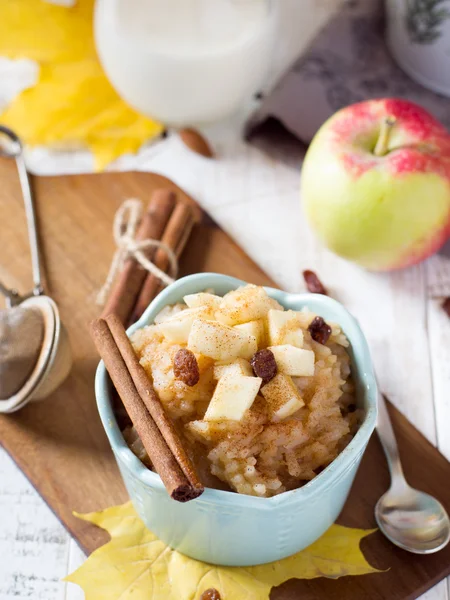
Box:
96;199;177;306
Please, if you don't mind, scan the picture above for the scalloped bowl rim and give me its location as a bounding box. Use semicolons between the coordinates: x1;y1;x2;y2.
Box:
95;273;377;509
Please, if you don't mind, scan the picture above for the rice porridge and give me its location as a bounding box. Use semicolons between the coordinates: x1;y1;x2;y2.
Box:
125;284;360;498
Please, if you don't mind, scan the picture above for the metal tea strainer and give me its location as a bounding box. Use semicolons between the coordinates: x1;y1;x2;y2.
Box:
0;126;72;413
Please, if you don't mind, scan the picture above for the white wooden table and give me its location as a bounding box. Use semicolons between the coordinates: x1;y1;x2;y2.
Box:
1;2;449;598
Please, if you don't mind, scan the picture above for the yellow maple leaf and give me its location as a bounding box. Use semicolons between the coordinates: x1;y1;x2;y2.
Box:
0;0;163;170
66;501;381;600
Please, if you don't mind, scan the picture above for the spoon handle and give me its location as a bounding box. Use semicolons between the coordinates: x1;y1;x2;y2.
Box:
377;389;407;485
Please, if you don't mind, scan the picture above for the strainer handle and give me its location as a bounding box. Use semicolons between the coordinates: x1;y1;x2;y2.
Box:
0;126;44;296
0;280;21;307
15;150;43;295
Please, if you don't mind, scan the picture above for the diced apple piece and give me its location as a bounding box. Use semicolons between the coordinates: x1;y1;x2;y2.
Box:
261;373;305;421
187;419;211;439
214;358;253;380
282;329;304;347
204;373;262;421
183;292;222;311
267;309;304;347
268;297;284;310
196;354;215;375
159;306;211;343
188;319;257;361
269;345;315;376
154;303;186;324
234;320;265;347
216;284;274;326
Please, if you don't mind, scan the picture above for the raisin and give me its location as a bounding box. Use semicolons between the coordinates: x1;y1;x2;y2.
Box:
173;349;200;386
308;316;332;345
303;270;327;295
340;403;356;417
443;297;450;317
200;589;221;600
251;349;277;384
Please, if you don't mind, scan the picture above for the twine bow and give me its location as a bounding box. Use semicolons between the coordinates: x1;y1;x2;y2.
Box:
96;199;178;306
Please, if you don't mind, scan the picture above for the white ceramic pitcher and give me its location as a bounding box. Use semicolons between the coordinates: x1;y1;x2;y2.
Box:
386;0;450;96
94;0;276;125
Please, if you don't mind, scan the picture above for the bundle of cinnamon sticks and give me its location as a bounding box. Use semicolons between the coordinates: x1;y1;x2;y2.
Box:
101;188;196;326
92;188;203;501
91;314;204;502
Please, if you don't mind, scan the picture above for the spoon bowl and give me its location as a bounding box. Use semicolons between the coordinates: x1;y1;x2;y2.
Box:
376;486;450;554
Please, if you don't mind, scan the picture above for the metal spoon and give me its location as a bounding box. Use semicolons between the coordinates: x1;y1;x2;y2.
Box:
375;389;450;554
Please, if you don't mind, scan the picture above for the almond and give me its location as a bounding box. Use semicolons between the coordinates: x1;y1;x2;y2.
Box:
179;128;214;158
443;297;450;317
200;590;221;600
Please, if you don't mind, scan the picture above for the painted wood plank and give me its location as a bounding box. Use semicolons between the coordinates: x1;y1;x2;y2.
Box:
426;253;450;461
426;251;450;600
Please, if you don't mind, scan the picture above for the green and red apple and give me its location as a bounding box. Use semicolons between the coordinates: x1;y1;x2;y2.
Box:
301;98;450;270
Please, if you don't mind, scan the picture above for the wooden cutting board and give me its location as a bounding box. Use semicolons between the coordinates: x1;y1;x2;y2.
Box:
0;159;449;600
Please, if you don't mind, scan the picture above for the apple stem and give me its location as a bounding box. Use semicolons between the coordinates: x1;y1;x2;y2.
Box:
374;116;397;157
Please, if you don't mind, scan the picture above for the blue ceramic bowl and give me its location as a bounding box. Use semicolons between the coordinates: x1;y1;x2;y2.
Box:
95;273;377;566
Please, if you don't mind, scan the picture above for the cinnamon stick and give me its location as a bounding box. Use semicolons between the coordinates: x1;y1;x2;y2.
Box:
105;313;203;492
132;202;195;322
101;190;176;324
138;210;196;308
90;318;203;502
